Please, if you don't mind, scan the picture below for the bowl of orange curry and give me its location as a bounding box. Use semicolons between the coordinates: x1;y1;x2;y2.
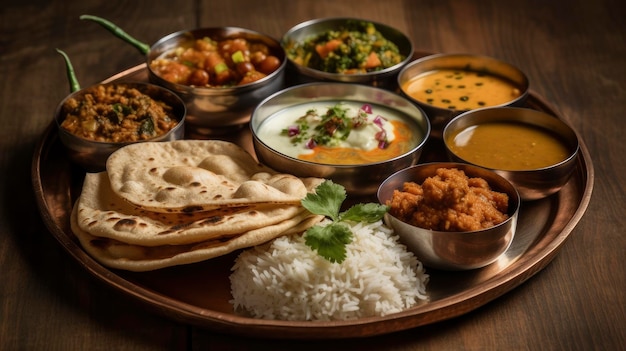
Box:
398;53;529;137
377;162;521;271
55;81;186;172
250;82;430;196
443;107;580;200
147;27;286;136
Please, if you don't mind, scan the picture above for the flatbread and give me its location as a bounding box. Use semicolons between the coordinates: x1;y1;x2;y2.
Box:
106;140;324;212
75;172;308;246
71;204;323;272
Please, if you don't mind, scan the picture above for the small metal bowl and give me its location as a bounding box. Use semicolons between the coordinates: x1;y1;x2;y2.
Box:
55;81;186;172
377;162;520;271
281;17;413;88
398;53;529;137
147;27;287;136
443;107;579;201
250;82;430;196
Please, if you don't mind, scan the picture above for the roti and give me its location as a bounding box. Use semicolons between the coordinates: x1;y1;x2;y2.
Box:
106;140;324;212
75;172;309;246
71;204;323;272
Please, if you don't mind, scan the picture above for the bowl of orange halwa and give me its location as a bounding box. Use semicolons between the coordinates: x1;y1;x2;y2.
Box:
377;162;521;271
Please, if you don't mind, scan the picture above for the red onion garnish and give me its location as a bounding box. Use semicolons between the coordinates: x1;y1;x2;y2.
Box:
305;138;317;149
373;115;387;128
375;130;388;149
360;104;373;114
375;130;387;141
287;125;300;137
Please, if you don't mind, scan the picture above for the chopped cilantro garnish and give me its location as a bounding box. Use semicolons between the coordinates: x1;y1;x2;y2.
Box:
301;180;389;263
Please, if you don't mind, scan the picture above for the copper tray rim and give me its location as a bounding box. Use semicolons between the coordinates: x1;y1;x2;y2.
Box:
31;63;594;340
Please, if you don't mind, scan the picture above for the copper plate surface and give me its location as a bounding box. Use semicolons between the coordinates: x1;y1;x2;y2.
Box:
31;62;594;339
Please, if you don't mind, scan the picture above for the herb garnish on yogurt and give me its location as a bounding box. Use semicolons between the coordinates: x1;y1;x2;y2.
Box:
281;102;392;150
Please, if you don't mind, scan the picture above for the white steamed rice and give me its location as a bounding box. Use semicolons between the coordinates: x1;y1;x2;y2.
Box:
229;220;429;321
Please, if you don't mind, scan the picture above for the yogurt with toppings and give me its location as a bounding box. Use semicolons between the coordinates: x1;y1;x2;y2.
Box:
256;101;419;165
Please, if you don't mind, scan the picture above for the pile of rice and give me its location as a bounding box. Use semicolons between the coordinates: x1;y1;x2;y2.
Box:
229;220;429;321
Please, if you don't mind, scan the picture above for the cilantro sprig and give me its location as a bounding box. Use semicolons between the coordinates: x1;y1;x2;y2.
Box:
301;180;389;263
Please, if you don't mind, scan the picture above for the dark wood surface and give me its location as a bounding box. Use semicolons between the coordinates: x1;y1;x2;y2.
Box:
1;0;624;349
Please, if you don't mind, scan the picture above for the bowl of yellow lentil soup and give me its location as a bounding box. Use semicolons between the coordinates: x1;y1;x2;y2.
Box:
281;18;413;88
398;53;529;136
250;82;430;196
55;81;186;172
443;107;579;200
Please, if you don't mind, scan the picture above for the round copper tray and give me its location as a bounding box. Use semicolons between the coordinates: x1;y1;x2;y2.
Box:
31;63;594;339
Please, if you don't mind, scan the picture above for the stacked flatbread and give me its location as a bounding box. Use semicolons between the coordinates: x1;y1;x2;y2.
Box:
70;140;325;272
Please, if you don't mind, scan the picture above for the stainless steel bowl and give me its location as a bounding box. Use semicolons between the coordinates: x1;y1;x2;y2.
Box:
147;27;287;136
398;53;529;137
443;107;579;201
377;162;520;271
250;82;430;196
282;18;413;88
55;81;186;172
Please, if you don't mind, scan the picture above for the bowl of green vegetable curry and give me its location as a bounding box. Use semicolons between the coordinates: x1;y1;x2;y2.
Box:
281;18;413;89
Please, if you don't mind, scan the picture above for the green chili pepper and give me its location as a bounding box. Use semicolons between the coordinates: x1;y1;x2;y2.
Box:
55;48;81;93
80;14;151;55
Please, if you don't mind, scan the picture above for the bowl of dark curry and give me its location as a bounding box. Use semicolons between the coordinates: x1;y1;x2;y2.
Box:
397;53;529;137
55;81;186;172
377;162;520;271
281;18;413;89
443;107;580;201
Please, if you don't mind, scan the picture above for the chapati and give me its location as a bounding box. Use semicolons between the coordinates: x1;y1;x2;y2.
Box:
75;172;308;246
106;140;323;212
71;204;323;272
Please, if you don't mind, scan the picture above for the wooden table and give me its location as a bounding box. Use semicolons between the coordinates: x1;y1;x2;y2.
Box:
1;0;624;349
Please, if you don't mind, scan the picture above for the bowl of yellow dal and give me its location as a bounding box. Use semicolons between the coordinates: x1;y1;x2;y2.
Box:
398;53;529;137
443;107;579;200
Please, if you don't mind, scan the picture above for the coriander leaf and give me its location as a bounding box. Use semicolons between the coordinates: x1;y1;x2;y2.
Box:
339;203;389;223
304;222;353;263
301;180;346;221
